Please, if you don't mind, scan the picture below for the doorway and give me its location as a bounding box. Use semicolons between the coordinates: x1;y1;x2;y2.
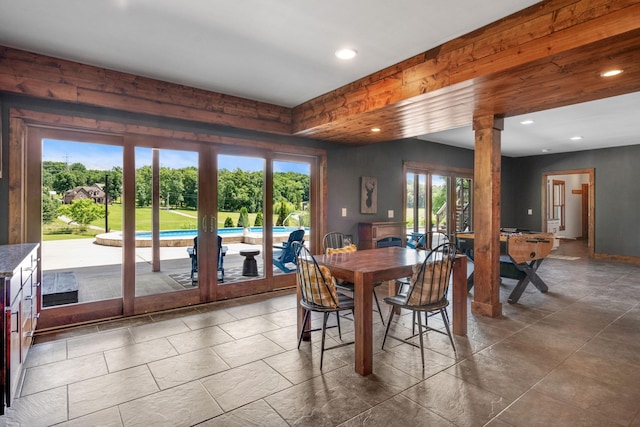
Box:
542;169;594;257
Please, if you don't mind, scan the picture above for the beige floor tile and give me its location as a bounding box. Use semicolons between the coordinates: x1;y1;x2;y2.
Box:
21;353;108;396
201;360;292;412
167;325;234;354
402;371;508;427
129;318;190;343
265;375;372;426
261;324;301;350
67;328;135;359
23;340;67;368
218;316;281;339
213;334;285;367
0;386;68;427
58;407;123;427
119;380;223;426
264;347;349;384
68;365;159;419
340;394;455;426
147;347;229;389
198;399;289;426
180;309;237;330
497;389;623;427
104;337;177;372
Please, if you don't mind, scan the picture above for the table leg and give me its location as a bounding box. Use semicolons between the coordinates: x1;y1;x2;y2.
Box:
452;255;467;336
354;271;373;376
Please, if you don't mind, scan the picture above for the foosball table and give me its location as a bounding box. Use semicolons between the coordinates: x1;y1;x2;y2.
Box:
455;230;554;303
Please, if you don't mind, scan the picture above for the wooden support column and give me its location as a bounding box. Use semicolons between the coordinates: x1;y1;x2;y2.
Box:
471;115;503;318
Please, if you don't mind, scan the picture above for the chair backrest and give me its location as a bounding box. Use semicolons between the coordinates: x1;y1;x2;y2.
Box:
278;229;305;263
193;236;198;256
322;232;346;253
425;231;450;250
293;241;339;308
405;242;457;307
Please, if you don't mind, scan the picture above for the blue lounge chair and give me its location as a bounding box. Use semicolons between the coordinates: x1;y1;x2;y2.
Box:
187;235;227;284
272;229;305;273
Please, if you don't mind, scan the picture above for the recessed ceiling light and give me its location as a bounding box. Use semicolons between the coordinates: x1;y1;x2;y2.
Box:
371;127;381;132
520;120;534;125
570;136;583;141
335;48;357;60
541;148;552;153
600;69;623;77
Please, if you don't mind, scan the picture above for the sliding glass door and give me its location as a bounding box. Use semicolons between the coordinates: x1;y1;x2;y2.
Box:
404;162;473;243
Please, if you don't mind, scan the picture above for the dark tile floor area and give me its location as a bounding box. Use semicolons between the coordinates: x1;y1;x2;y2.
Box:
2;241;639;426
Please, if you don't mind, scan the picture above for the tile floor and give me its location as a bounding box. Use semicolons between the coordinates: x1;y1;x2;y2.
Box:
2;242;640;426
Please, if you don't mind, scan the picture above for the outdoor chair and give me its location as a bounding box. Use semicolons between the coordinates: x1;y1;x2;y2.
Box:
294;241;354;369
382;242;457;367
272;228;305;273
187;235;227;284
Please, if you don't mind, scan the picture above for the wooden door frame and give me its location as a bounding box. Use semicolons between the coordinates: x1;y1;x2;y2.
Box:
541;168;594;257
10;108;327;329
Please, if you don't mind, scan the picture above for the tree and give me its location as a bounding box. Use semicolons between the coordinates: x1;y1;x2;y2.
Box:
237;207;250;228
254;212;263;226
42;191;60;223
276;201;288;226
58;199;105;229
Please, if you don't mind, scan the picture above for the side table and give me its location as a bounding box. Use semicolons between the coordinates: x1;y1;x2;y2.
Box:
239;249;260;276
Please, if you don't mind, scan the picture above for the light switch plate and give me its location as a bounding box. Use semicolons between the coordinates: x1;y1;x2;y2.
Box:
341;208;347;217
388;210;394;218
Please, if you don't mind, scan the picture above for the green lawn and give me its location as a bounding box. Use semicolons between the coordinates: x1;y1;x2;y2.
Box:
87;205;266;231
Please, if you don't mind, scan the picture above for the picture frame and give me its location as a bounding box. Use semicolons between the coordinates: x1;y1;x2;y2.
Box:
360;176;377;214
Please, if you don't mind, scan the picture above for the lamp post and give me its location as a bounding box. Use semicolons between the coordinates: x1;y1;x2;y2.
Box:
105;173;109;233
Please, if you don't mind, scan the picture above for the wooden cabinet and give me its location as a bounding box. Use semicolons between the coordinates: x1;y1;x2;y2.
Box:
357;222;405;250
1;243;39;414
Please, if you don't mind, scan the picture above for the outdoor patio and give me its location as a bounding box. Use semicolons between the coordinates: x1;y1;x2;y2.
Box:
41;238;290;306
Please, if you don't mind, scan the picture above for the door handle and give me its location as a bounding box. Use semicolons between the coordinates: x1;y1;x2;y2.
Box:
202;216;207;232
210;215;216;233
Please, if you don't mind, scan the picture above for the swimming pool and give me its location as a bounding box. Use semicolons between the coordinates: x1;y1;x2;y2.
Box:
95;227;308;247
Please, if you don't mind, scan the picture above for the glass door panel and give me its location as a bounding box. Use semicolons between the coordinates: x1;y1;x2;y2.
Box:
454;177;473;232
217;154;265;283
272;159;311;275
431;174;449;234
41;139;123;307
134;147;199;296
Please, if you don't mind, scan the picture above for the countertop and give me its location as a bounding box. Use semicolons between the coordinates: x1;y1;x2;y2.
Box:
0;243;39;278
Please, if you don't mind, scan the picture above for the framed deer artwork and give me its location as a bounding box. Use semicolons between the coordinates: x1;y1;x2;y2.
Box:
360;176;377;214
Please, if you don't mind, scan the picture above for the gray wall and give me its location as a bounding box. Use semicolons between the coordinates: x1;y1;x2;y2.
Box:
506;145;640;257
325;138;476;243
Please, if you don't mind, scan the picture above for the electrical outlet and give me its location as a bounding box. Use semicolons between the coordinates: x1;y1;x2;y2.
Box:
527;209;533;215
388;210;394;218
341;208;347;217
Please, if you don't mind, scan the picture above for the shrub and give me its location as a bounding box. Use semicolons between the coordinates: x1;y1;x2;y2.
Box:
237;207;250;228
224;217;234;228
254;212;263;226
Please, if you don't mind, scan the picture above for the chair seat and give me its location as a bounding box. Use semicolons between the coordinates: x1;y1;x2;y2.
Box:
300;293;354;312
384;295;449;312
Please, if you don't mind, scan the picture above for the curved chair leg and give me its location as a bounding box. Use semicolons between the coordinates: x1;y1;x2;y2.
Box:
297;309;311;349
381;305;396;349
416;310;425;368
440;308;457;353
372;287;385;326
320;312;329;369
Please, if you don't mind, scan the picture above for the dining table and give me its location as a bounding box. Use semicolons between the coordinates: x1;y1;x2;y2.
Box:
297;246;467;376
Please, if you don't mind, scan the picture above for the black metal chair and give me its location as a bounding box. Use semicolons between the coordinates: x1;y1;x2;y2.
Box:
382;242;457;367
322;231;348;253
294;242;354;369
187;235;226;284
273;229;305;273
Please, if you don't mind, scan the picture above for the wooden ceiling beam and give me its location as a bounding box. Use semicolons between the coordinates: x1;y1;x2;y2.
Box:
292;0;640;143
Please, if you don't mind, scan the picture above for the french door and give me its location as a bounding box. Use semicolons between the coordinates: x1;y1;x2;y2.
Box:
26;126;317;329
404;162;473;243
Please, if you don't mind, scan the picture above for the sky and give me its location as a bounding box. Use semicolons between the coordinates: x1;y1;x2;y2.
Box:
43;139;310;174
